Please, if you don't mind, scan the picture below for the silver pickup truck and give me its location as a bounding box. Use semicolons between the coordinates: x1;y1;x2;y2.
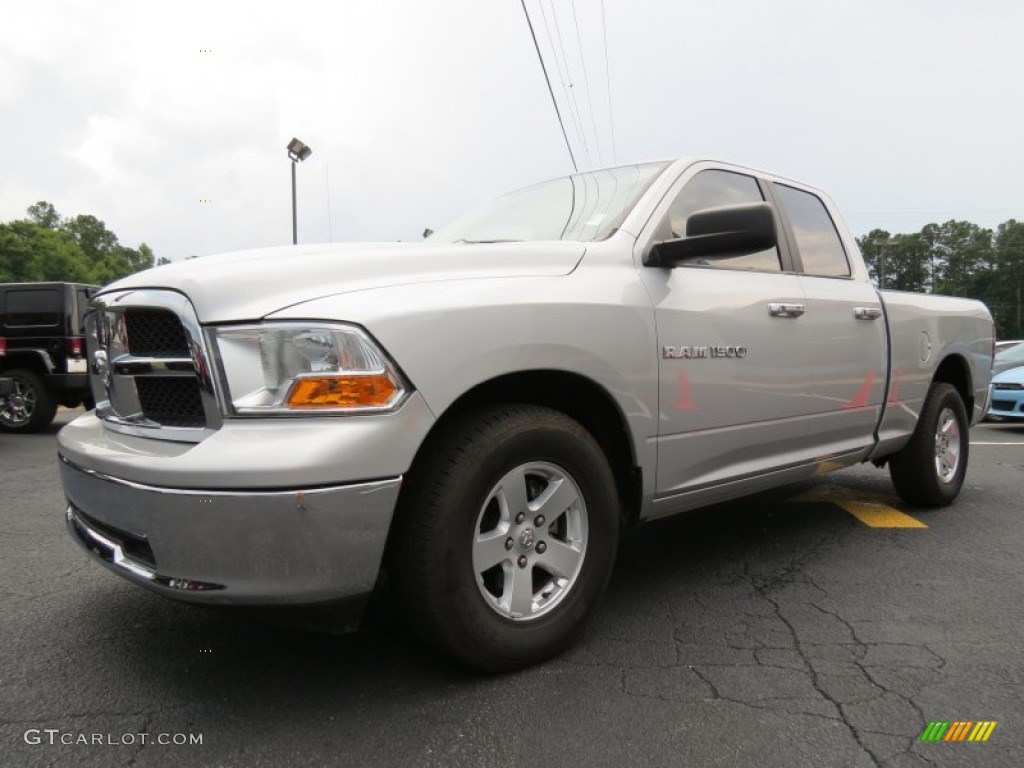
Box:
58;158;994;670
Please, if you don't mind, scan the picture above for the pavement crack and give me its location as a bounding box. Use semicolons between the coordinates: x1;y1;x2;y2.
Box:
123;711;154;768
746;562;880;767
687;665;842;724
689;666;722;699
808;602;934;766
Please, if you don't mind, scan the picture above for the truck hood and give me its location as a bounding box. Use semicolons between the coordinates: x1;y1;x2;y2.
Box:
103;241;586;322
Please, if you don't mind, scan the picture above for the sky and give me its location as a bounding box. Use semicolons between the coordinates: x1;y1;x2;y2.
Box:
2;0;1022;261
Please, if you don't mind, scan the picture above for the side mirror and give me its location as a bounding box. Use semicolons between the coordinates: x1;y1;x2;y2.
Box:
646;202;777;267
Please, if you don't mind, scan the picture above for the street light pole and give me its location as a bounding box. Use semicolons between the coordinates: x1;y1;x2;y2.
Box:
286;137;312;245
291;160;297;245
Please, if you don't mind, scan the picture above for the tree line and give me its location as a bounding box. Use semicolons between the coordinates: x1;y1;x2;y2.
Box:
0;201;168;286
857;219;1024;340
2;201;1023;340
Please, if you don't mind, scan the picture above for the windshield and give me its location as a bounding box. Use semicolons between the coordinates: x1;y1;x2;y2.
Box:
996;344;1024;364
429;162;670;244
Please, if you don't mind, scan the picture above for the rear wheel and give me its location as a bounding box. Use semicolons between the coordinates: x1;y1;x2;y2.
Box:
0;369;57;433
390;405;620;671
889;382;969;507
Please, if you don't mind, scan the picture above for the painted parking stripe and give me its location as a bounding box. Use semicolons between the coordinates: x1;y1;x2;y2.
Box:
791;487;927;528
973;441;1024;445
835;500;928;528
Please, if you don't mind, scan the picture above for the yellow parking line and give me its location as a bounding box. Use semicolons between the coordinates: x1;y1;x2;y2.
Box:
791;487;927;528
836;500;928;528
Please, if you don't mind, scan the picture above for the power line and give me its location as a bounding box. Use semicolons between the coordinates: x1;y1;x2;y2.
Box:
600;0;616;164
571;0;603;166
520;0;578;172
536;0;589;170
546;0;593;169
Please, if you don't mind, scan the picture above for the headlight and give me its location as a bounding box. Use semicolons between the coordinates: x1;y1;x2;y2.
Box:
211;323;408;415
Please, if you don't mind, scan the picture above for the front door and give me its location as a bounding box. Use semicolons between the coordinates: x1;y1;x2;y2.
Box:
636;167;820;497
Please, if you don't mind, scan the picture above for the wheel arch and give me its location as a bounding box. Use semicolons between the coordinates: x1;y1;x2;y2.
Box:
393;370;643;541
932;353;973;414
0;350;52;376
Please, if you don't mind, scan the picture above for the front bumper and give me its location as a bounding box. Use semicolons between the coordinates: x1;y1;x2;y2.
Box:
987;387;1024;421
60;456;401;606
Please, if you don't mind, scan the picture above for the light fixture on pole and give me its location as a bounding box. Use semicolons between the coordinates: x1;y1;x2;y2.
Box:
286;137;312;245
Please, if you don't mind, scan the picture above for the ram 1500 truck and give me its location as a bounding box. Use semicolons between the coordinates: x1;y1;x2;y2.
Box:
58;159;994;670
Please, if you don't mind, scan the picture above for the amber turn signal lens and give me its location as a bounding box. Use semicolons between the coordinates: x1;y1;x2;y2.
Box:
285;374;397;408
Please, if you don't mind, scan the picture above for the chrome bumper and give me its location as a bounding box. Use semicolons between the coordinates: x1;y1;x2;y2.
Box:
60;456;401;606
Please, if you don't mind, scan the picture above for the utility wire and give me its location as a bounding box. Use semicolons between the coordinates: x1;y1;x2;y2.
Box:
547;0;593;169
571;0;603;166
537;0;589;170
600;0;617;163
520;0;578;172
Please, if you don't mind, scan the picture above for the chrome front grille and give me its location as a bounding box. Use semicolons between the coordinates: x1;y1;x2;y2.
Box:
135;377;206;428
124;309;190;357
87;289;221;442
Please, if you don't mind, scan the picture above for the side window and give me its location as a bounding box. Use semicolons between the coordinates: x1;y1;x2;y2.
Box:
774;184;850;277
76;289;93;330
3;289;61;328
658;170;780;271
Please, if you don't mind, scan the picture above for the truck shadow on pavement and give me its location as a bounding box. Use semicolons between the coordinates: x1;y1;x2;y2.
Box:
66;475;879;698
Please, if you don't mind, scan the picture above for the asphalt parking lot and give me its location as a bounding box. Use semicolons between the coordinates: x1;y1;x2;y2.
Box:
2;409;1022;767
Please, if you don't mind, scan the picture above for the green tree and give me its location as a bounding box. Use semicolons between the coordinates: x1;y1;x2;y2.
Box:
0;220;92;283
990;220;1024;339
26;201;60;229
63;214;119;266
0;202;162;285
922;220;994;297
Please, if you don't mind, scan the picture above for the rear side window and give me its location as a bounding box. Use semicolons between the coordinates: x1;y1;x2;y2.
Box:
75;288;94;331
774;184;850;277
4;289;61;327
659;170;781;271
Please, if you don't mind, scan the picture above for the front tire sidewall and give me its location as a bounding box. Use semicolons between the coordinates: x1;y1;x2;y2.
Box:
453;429;614;660
404;408;619;671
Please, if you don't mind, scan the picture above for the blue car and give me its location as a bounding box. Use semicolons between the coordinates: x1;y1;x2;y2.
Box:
988;365;1024;421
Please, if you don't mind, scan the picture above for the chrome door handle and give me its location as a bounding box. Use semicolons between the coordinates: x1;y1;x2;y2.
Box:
768;302;805;318
853;306;883;320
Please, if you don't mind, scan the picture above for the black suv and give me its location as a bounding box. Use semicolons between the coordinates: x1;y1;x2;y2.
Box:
0;282;97;432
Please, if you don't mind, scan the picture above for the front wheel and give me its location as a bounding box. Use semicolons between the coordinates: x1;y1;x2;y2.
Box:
389;405;620;671
889;382;969;507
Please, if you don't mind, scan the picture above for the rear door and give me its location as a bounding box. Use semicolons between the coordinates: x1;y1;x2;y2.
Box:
769;182;887;457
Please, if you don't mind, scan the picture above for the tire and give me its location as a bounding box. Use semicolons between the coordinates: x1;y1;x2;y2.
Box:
0;369;58;433
889;382;969;508
389;405;620;671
